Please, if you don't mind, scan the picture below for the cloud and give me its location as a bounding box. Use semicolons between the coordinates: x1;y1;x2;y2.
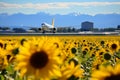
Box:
0;2;69;9
0;2;120;10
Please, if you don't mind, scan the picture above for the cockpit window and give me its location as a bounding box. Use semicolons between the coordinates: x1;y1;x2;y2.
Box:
41;23;45;26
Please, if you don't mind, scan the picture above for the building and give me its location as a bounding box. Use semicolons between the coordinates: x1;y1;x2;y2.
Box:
81;21;94;31
57;27;72;32
117;25;120;29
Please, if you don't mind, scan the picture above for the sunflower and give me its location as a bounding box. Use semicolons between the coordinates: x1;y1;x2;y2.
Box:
91;64;120;80
62;42;76;58
15;37;62;80
58;61;84;80
0;48;8;70
109;41;120;53
0;39;5;49
91;58;103;71
82;46;90;52
4;40;20;63
95;48;106;58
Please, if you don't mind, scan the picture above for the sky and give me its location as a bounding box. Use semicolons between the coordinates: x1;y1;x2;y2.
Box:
0;0;120;15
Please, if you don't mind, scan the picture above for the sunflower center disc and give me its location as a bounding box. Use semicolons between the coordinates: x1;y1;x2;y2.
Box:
30;51;48;69
0;43;3;48
111;44;117;50
105;74;120;80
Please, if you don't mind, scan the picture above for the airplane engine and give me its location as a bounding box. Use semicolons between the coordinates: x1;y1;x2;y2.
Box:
38;28;46;33
52;28;56;33
38;28;41;31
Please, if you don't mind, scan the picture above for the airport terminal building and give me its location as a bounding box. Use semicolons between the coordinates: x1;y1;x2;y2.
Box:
81;21;94;31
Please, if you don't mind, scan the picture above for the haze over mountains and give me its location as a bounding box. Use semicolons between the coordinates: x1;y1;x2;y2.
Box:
0;12;120;29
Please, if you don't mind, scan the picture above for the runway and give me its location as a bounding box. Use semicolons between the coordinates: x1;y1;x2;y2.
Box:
0;32;119;36
0;33;83;36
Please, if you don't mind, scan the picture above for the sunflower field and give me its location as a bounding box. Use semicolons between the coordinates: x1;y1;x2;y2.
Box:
0;35;120;80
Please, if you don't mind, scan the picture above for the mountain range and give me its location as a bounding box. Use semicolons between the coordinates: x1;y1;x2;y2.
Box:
0;12;120;29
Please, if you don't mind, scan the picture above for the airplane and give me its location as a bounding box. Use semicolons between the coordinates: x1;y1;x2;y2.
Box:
38;18;56;33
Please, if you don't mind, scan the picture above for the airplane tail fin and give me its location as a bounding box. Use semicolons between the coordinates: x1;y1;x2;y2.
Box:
52;18;54;28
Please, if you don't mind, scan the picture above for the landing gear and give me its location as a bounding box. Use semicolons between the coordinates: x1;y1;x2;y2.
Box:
52;28;56;33
52;30;56;33
42;30;45;33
